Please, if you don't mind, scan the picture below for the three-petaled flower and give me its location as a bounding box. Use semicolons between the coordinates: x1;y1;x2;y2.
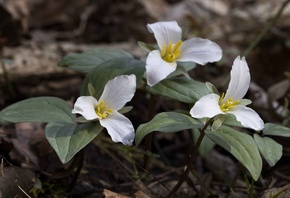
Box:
145;21;222;86
72;75;136;146
190;56;264;131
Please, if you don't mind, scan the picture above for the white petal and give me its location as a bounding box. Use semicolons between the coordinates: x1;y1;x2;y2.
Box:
223;56;250;102
178;38;222;65
147;21;182;50
72;96;98;120
190;93;224;118
146;50;177;86
99;75;136;111
228;105;264;131
100;111;135;146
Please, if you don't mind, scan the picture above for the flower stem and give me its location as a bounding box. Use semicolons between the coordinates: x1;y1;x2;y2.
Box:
67;149;84;192
143;94;156;169
166;119;213;197
0;48;15;97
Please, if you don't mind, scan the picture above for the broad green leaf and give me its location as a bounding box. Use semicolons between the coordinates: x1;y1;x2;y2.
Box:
205;126;262;181
45;121;103;164
81;57;145;98
254;134;282;167
223;114;244;128
135;112;201;145
263;123;290;137
58;48;132;73
0;117;10;125
148;77;210;103
192;128;215;157
0;97;75;124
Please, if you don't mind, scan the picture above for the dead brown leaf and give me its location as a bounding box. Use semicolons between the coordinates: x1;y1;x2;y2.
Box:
135;190;151;198
0;165;34;197
261;184;290;198
103;188;131;198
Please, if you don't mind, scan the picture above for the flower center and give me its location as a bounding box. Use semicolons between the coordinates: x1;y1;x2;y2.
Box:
161;40;183;63
95;100;112;119
219;93;239;112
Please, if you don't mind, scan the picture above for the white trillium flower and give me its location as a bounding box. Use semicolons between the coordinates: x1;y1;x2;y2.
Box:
72;75;136;146
190;56;264;131
145;21;222;86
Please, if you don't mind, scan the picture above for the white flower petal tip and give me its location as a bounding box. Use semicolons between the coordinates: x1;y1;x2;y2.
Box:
72;75;137;146
190;56;264;131
100;112;135;146
190;94;224;119
72;96;98;120
144;21;222;86
100;74;137;110
179;38;223;65
147;21;182;48
229;106;265;131
223;56;250;102
146;50;177;86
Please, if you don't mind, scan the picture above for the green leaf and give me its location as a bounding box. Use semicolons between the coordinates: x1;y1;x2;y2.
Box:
87;83;98;99
148;77;210;103
168;62;196;78
205;82;219;95
223;114;244;128
254;134;282;167
192;128;215;157
0;97;75;124
0;117;10;125
58;48;133;73
81;57;145;98
118;106;133;114
212;115;226;131
135;112;201;145
137;41;156;52
263;123;290;137
177;61;196;72
205;126;262;181
45;121;103;164
181;24;189;40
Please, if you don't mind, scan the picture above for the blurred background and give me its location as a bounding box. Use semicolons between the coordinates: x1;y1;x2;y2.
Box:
1;0;290;104
1;0;290;197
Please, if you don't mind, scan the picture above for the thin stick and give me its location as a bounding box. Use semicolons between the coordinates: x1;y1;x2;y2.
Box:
143;94;156;169
166;119;213;197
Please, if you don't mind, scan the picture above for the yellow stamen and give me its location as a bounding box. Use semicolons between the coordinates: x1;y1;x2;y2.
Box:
161;40;183;63
219;93;239;112
161;45;167;57
95;100;112;119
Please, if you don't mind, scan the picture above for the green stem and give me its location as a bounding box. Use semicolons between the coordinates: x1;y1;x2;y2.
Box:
67;149;84;192
225;163;243;198
143;94;156;169
0;49;15;97
241;166;255;198
166;119;213;197
242;0;290;57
